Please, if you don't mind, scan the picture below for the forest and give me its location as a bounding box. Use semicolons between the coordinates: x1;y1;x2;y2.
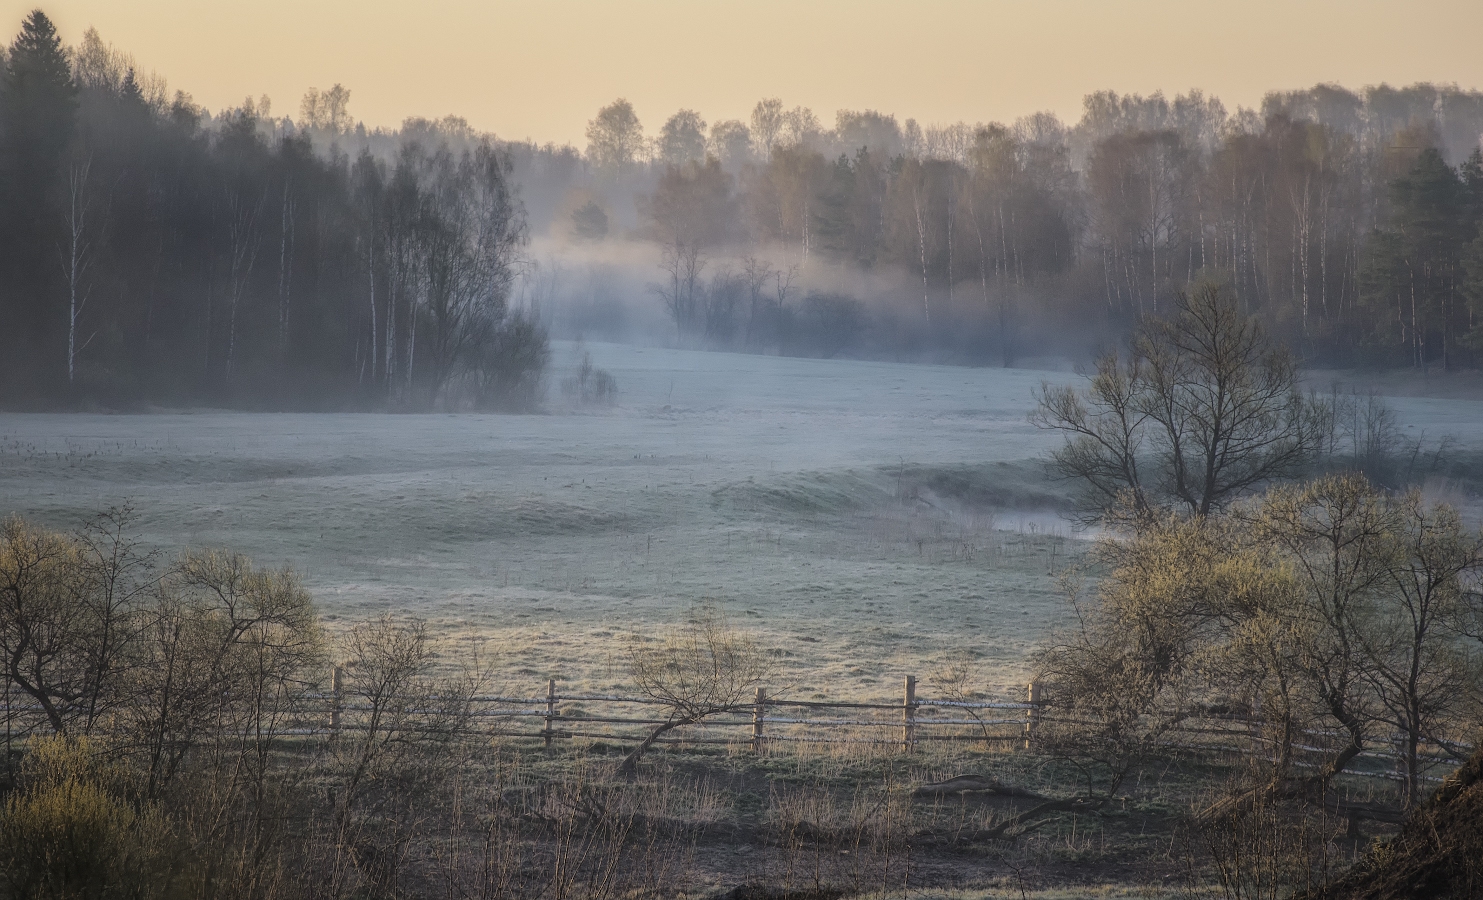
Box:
4;8;1483;410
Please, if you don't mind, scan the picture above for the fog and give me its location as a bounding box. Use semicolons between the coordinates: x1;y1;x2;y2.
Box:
0;341;1092;700
4;10;1483;627
7;15;1483;412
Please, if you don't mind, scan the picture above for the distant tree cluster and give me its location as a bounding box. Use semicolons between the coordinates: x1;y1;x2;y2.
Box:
597;90;1483;366
0;11;546;409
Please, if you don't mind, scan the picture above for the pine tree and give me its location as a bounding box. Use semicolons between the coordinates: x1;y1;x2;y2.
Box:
1460;149;1483;349
0;10;80;390
2;9;78;168
120;67;144;107
1360;149;1468;368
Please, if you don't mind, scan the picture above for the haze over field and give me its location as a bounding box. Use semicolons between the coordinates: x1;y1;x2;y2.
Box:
0;2;1480;714
0;343;1087;698
4;341;1482;702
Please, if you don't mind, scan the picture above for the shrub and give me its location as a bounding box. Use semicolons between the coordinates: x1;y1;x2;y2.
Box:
0;736;173;900
561;351;618;405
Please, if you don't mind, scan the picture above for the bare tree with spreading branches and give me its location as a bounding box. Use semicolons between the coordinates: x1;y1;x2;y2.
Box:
1033;281;1323;522
619;607;774;776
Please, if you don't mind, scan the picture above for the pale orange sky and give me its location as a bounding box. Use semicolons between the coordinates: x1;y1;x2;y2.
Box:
10;1;1483;145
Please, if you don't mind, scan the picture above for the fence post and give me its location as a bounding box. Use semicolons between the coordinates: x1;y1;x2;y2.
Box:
544;678;557;749
1024;679;1042;750
330;665;344;737
752;687;766;755
1249;694;1265;762
902;675;916;752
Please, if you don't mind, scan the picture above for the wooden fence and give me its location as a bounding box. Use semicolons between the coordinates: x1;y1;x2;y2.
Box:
2;672;1467;787
313;670;1465;786
313;672;1045;752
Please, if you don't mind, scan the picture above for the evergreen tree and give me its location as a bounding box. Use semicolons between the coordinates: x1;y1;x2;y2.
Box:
1460;149;1483;348
1;9;76;152
0;9;78;390
1361;148;1468;368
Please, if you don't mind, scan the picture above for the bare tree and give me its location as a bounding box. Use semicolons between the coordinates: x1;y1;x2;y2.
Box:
299;84;352;133
1360;493;1483;803
1036;520;1229;813
0;513;153;737
223;184;265;382
1033;281;1322;522
72;26;129;91
1038;477;1447;830
708;119;752;168
741;257;776;349
332;615;436;834
379;149;423;393
750;98;784;158
659;109;707;166
409;140;528;405
132;551;322;798
470;310;550;410
702;266;743;347
326;613;487;897
73;507;157;734
1084;129;1193;315
277;178;296;355
779;106;821;148
619;608;774;776
652;239;706;342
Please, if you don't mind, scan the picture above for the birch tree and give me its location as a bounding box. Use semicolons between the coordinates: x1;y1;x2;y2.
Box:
60;155;100;383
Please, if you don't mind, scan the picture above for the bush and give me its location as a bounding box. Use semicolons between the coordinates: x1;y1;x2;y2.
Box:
1185;781;1346;900
780;291;866;359
471;310;551;411
561;351;618;405
0;736;174;900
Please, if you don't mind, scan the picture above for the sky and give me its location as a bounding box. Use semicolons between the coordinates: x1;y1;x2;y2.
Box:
10;1;1483;146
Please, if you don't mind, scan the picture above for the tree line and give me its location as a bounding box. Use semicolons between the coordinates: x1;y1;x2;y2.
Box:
7;9;1483;408
0;12;546;410
592;89;1483;367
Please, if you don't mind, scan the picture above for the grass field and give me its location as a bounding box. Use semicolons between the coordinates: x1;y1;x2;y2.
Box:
2;342;1481;704
5;343;1479;897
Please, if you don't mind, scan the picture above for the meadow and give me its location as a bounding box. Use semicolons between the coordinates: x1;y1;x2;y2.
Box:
2;341;1481;705
6;343;1483;897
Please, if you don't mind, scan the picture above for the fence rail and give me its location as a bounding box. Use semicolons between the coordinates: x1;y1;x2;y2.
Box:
1;671;1469;787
